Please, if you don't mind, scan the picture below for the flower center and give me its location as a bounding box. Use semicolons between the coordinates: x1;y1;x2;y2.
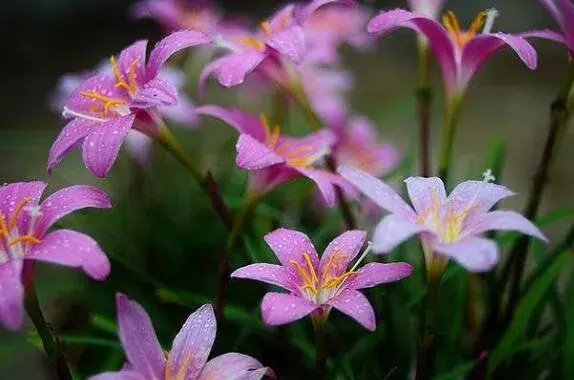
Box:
441;9;498;48
0;198;42;262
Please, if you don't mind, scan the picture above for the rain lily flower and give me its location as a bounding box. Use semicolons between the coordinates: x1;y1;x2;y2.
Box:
0;181;111;330
338;166;548;273
231;228;413;331
134;0;225;34
407;0;447;19
195;105;355;207
303;3;372;62
48;30;210;177
331;117;399;177
51;64;197;166
199;0;355;90
90;294;275;380
367;7;538;95
525;0;574;54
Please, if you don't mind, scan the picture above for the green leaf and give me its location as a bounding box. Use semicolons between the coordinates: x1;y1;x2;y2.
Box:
433;360;476;380
91;314;117;336
487;249;572;373
60;335;122;350
564;262;574;379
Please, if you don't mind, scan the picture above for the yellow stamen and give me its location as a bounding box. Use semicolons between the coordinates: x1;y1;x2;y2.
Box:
239;36;265;50
110;56;139;95
260;114;281;148
322;271;358;290
8;235;42;247
290;252;319;295
260;20;271;35
79;90;127;116
0;213;8;237
9;197;31;231
442;10;487;47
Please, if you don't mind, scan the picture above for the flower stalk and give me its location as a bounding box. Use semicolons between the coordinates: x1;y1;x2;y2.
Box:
417;38;432;177
312;313;327;380
437;93;463;186
504;62;574;321
23;262;72;380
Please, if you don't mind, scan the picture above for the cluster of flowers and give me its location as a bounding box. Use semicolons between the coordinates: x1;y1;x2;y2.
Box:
3;0;572;378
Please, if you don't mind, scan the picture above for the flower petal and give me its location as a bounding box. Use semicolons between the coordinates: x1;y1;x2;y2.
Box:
522;29;567;45
116;293;166;379
124;131;153;166
0;181;46;231
465;210;548;242
261;292;318;326
264;228;320;269
27;230;110;280
295;167;355;208
338;165;415;218
344;262;413;290
89;370;146;380
199;51;266;91
236;134;285;170
64;74;127;120
460;33;537;90
404;177;446;215
435;237;499;272
231;263;299;293
48;118;96;173
199;353;275;380
297;0;356;22
0;261;24;331
327;289;376;331
160;95;197;126
117;40;147;88
36;186;111;236
81;114;135;177
167;304;216;380
319;230;366;279
447;180;515;215
372;214;425;253
146;30;212;80
132;77;178;108
194;105;267;140
367;9;457;91
266;26;306;63
407;0;447;18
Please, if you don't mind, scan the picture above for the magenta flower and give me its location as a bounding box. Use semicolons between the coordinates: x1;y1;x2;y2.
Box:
51;64;197;166
48;30;210;177
199;0;355;90
195;105;355;207
134;0;224;34
367;8;537;94
407;0;446;19
524;0;574;53
339;166;548;272
332;117;399;178
90;294;275;380
231;228;412;331
0;181;111;330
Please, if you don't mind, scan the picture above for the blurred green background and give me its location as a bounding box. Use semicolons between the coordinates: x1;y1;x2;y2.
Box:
0;0;572;378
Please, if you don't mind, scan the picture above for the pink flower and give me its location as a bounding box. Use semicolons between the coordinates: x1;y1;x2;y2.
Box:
232;228;412;331
332;117;399;178
407;0;446;19
48;30;210;177
51;64;197;166
90;294;275;380
524;0;574;54
199;0;356;90
134;0;225;35
367;8;538;94
195;105;355;207
339;166;548;272
0;181;111;330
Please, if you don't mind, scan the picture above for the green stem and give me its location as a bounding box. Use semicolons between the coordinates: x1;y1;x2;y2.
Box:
437;94;463;187
214;193;262;323
417;38;432;178
503;62;574;323
23;262;72;380
312;315;326;380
